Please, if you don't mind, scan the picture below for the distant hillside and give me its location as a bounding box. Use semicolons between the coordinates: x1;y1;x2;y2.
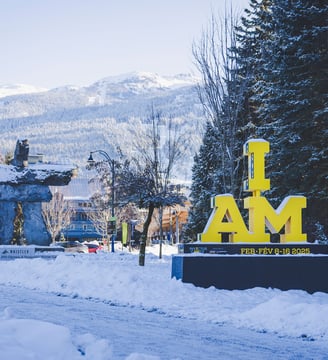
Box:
0;72;205;181
0;83;48;98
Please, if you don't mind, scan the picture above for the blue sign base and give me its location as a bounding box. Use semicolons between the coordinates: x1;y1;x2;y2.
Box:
172;252;328;294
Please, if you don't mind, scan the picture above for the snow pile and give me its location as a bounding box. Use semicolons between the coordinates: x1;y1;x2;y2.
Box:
0;246;327;359
0;314;111;360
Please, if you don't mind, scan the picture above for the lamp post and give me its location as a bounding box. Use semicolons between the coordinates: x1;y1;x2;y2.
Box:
130;219;138;252
87;150;116;252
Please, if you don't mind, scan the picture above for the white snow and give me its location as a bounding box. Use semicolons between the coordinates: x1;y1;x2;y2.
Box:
93;71;199;91
0;83;48;98
0;245;327;359
0;164;76;183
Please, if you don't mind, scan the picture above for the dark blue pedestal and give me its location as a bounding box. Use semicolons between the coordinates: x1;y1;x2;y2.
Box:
172;249;328;294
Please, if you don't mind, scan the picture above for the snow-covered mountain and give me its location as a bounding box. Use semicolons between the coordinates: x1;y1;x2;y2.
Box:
0;72;204;180
0;83;48;98
91;71;199;94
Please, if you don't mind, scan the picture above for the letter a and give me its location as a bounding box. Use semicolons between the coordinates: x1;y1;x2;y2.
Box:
199;195;250;242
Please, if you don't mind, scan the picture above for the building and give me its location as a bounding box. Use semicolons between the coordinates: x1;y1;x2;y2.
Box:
148;201;190;244
51;178;104;242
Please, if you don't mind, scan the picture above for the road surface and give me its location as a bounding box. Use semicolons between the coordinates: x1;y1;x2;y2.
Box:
1;285;327;359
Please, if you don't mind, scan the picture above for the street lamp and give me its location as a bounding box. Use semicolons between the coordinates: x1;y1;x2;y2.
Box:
87;150;116;252
130;219;138;251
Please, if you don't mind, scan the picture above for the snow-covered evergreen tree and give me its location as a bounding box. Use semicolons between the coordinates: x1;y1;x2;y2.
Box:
235;0;273;137
253;0;328;238
185;122;222;240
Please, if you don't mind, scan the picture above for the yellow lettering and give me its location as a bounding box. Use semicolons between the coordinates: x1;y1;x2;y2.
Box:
198;139;307;244
244;196;307;243
243;140;270;194
199;195;250;242
258;247;274;255
240;248;256;255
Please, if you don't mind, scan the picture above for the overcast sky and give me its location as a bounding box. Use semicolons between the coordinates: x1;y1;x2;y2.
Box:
1;0;249;89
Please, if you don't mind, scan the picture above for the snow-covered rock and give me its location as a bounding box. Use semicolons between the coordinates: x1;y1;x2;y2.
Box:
0;164;76;185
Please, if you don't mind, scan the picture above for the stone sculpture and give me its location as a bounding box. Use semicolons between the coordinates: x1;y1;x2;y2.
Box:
0;140;76;245
11;139;30;167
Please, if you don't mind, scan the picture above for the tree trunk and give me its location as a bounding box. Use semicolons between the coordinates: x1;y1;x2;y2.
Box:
139;203;155;266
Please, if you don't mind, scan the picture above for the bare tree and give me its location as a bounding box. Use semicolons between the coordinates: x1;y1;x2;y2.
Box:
119;106;188;265
192;8;249;199
88;188;143;250
87;191;115;250
42;191;74;243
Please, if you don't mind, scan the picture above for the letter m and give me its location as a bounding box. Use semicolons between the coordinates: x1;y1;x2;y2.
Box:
244;196;307;243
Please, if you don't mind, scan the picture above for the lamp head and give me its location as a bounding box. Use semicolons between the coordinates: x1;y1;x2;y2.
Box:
87;152;96;167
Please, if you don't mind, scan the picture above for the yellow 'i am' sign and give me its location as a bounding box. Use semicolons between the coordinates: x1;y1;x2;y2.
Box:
198;139;307;243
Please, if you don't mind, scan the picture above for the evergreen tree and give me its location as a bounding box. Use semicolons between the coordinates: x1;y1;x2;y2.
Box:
235;0;273;137
254;0;328;238
12;202;24;245
185;122;222;240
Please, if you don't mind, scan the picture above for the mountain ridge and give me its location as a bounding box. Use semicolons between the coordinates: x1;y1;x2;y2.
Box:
0;83;48;98
0;71;199;99
0;72;204;181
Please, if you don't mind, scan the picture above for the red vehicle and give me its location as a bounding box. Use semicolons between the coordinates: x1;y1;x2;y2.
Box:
83;242;102;253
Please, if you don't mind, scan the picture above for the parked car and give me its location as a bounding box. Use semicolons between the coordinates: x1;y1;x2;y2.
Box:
54;241;89;254
83;241;102;253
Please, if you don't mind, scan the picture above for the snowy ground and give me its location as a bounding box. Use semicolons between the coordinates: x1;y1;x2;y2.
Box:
0;245;328;359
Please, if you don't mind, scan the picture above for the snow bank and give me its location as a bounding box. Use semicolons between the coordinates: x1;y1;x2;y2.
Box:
0;246;327;359
0;314;112;360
